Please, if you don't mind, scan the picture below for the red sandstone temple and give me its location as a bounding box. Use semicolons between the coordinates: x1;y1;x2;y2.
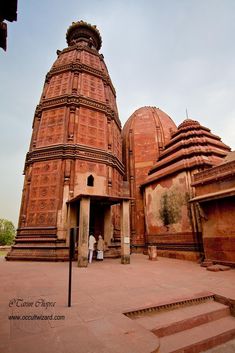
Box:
7;21;235;267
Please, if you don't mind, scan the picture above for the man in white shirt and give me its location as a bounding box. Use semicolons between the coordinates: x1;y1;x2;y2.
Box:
88;234;96;263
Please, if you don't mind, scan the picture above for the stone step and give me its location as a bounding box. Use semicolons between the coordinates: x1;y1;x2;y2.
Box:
202;338;235;353
108;242;121;248
11;243;68;249
135;301;230;336
6;256;69;261
6;246;69;261
104;247;121;258
159;316;235;353
15;237;63;243
124;292;215;319
16;233;57;237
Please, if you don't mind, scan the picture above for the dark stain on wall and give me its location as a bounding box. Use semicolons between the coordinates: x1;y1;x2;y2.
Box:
159;189;187;227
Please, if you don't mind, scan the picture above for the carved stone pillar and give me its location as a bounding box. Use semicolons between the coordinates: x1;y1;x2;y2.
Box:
68;106;76;141
72;73;79;94
30;111;41;149
107;117;112;150
78;196;90;267
104;206;112;246
108;167;112;193
120;200;130;264
77;71;82;91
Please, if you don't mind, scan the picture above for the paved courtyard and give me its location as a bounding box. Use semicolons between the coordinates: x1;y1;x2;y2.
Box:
1;254;235;353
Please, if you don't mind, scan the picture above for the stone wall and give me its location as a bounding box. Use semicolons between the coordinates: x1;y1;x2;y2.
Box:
144;171;201;261
192;157;235;266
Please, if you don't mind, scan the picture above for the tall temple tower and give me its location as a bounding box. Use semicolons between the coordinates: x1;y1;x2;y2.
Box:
7;21;131;265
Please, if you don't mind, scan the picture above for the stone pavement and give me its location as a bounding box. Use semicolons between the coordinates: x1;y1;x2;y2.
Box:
1;254;235;353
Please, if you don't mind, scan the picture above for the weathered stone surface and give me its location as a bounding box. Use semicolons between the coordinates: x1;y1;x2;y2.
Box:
219;265;231;271
121;255;130;264
192;152;235;267
201;260;214;267
207;265;231;272
207;265;221;272
141;118;230;261
148;245;158;261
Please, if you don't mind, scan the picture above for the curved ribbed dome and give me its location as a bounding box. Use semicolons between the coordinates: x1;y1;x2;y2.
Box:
122;106;177;182
122;107;177;179
122;106;176;148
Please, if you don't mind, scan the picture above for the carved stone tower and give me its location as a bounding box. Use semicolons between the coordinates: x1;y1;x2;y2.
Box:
7;21;130;265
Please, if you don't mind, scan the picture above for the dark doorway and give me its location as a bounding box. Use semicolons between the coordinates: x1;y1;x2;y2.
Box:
89;201;104;238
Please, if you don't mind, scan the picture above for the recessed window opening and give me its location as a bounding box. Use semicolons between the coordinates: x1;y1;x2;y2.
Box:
87;174;94;187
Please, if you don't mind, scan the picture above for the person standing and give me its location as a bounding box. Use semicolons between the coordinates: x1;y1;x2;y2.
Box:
88;234;96;263
96;234;105;261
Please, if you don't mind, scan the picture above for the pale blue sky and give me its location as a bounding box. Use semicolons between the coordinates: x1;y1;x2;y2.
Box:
1;0;235;226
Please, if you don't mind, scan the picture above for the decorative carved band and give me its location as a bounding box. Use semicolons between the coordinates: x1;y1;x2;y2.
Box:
47;62;116;96
36;94;121;128
61;42;100;57
153;243;200;251
192;160;235;185
25;144;125;175
17;227;57;236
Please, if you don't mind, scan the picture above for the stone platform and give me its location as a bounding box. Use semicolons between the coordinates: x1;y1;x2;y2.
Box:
0;254;235;353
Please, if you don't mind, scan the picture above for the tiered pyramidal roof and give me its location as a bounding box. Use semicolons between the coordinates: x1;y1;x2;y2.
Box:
143;119;230;185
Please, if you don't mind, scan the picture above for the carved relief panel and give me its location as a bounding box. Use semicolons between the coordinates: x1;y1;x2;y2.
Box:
80;73;105;102
106;85;118;115
76;107;107;149
52;49;77;67
36;108;66;147
45;72;71;98
112;168;122;195
26;160;62;227
81;51;101;70
112;122;122;160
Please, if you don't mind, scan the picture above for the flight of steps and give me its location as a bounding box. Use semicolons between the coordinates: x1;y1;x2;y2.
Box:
6;236;69;261
202;338;235;353
104;241;121;258
124;293;235;353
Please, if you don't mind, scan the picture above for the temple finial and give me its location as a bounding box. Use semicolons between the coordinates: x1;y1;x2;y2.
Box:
186;108;189;119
